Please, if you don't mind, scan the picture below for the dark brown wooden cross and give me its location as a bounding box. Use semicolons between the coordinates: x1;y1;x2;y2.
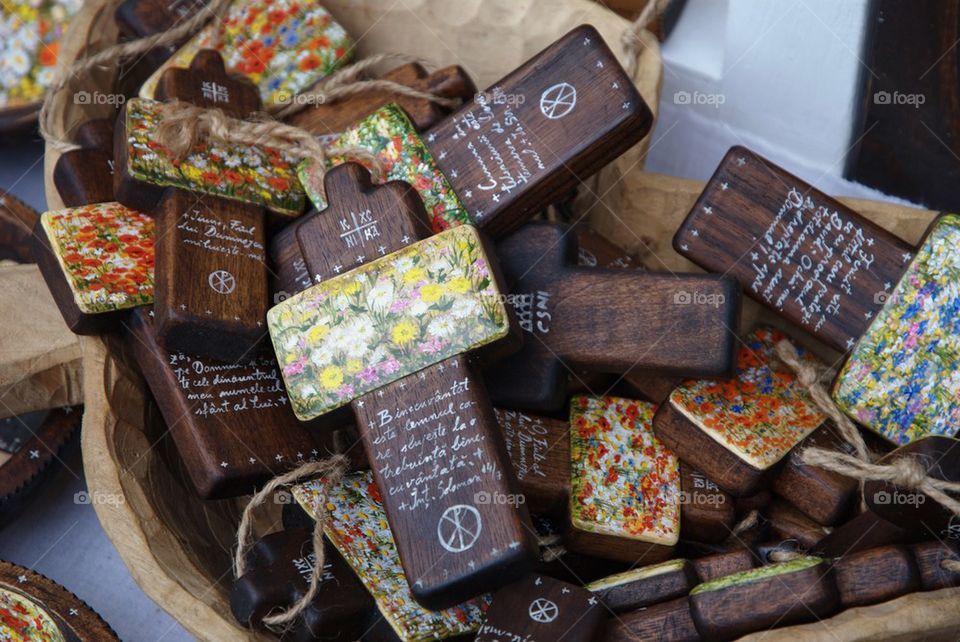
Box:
269;164;537;608
485;222;739;412
52;118;116;207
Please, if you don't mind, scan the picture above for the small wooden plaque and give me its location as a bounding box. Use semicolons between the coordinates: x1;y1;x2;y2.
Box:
832;545;919;609
654;327;827;496
766;498;831;550
910;541;960;591
495;407;569;515
587;559;698;613
812;509;915;558
487;222;739;412
688;557;838;640
675;146;914;353
477;575;605;642
608;596;699;642
566;396;680;563
32;203;155;334
689;549;757;583
154;49;260;115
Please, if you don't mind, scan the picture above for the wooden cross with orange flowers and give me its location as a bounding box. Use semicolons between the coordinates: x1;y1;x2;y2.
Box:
113;50;290;362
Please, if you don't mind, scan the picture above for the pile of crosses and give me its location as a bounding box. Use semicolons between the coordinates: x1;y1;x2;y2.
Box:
34;0;960;639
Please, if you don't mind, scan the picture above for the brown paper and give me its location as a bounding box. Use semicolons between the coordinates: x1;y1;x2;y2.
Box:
0;265;83;417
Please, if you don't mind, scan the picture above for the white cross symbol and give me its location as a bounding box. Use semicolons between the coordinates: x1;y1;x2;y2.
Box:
737;157;746;166
535;577;543;586
596;60;604;68
201;81;230;104
583;36;591;45
275;454;283;462
333;265;343;273
561;587;570;594
508;541;520;549
311;449;318;457
296;452;303;459
450;170;458;178
205;310;212;315
588;596;598;605
721;182;729;190
427;133;436;143
377;390;384;397
148;310;154;317
703;206;713;214
379;246;386;254
680;243;689;251
220;461;228;468
468;560;476;569
208;269;236;295
464;190;473;198
612;81;619;89
356;400;365;407
623;101;631;109
902;253;912;263
401;236;411;244
249;457;256;464
69;608;79;616
691;229;700;237
180;304;187;310
399;382;406;389
846;338;856;349
29;450;39;459
356;255;365;264
17;575;26;583
884;282;892;290
438;151;447;160
528;598;559;623
492;193;500;202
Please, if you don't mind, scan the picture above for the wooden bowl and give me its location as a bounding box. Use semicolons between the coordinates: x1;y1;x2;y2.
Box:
42;0;960;639
42;1;662;639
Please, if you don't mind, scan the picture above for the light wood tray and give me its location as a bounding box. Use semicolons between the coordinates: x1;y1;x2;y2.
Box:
40;0;960;639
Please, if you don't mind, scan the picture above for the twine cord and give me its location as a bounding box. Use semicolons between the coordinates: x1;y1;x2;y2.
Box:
942;559;960;573
40;0;233;152
234;456;348;629
726;508;760;542
620;0;670;78
271;52;461;118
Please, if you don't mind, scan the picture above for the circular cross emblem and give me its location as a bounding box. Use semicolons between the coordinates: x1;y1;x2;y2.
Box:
528;598;559;623
208;270;236;295
539;82;577;119
437;504;482;553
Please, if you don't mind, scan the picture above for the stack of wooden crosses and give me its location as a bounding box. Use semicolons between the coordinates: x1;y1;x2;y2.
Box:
33;0;960;639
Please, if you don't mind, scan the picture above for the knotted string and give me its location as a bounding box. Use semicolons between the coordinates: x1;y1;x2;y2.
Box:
620;0;671;78
234;456;348;629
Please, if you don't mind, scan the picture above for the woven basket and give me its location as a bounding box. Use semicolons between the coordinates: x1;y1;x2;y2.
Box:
40;0;960;639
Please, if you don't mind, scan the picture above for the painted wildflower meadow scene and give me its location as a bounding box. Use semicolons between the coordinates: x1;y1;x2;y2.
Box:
42;202;155;313
140;0;352;106
299;104;470;231
0;587;65;642
124;98;305;216
294;472;489;641
0;0;81;108
570;395;681;546
269;225;509;420
834;213;960;445
669;327;827;469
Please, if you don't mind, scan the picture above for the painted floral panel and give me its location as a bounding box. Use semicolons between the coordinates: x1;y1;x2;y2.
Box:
690;556;823;594
293;472;489;642
669;327;826;469
834;213;960;445
0;0;81;108
269;225;508;420
140;0;351;106
0;587;64;642
124;98;304;216
569;395;680;546
298;104;469;232
42;202;155;313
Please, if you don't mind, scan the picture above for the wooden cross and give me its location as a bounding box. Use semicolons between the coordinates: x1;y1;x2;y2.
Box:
813;509;913;558
231;527;372;638
485;221;739;412
274;25;653;293
288;63;476;136
269;165;537;608
688;557;837;639
114;51;287;360
677;146;960;446
766;498;830;550
608;597;698;642
0;191;37;264
291;471;492;639
476;575;606;642
114;0;210;65
585;559;699;614
832;545;919;609
772;423;889;526
125;306;353;498
863;435;960;540
653;327;829;496
52;118;115;207
496;396;682;564
909;541;960;591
